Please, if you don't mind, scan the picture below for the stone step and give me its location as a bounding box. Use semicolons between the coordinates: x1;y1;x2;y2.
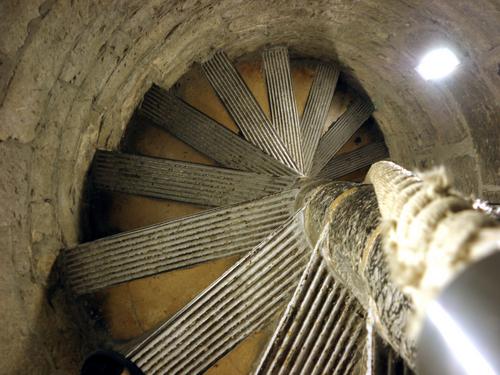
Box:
371;331;415;375
255;250;366;375
125;212;311;374
62;189;300;295
202;51;299;172
141;86;297;176
263;47;304;173
316;141;389;179
92;150;297;207
311;97;374;175
301;63;340;174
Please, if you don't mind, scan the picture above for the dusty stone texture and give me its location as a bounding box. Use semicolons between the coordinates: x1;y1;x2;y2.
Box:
308;183;415;366
324;187;381;305
364;235;415;366
0;0;498;373
302;181;357;244
0;141;92;374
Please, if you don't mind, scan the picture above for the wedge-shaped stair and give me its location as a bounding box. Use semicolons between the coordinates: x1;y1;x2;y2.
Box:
317;142;388;179
63;190;300;295
125;212;312;374
311;98;374;175
301;63;340;174
263;47;304;173
202;51;299;172
92;150;297;207
140;86;297;176
371;331;414;374
255;250;366;375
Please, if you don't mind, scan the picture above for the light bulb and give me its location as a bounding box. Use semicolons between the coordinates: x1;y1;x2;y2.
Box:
416;47;460;81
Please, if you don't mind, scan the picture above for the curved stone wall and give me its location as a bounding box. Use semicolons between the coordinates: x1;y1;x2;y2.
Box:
0;1;499;373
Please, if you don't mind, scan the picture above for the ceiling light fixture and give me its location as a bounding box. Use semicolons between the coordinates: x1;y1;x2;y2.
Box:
416;47;460;81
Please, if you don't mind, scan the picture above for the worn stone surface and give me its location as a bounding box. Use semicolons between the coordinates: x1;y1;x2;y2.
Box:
324;186;381;305
303;181;357;244
0;0;499;373
310;184;415;366
0;140;93;374
365;236;415;365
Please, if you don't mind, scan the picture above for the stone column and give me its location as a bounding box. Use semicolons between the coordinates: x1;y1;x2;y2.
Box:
302;181;416;367
303;161;500;371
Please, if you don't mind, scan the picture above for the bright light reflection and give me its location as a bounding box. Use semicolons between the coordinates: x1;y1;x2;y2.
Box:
427;301;496;375
416;48;460;80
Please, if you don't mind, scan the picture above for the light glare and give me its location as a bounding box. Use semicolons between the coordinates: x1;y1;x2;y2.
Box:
416;48;460;80
427;301;495;375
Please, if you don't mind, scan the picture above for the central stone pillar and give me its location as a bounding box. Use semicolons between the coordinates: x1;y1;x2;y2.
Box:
301;181;415;367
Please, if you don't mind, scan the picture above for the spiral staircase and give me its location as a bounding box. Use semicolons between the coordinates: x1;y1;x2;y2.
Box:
60;47;407;374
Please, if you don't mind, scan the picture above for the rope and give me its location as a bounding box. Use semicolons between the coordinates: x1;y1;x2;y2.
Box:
367;161;500;330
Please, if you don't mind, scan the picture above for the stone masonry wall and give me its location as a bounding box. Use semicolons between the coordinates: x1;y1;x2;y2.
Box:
0;1;499;373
